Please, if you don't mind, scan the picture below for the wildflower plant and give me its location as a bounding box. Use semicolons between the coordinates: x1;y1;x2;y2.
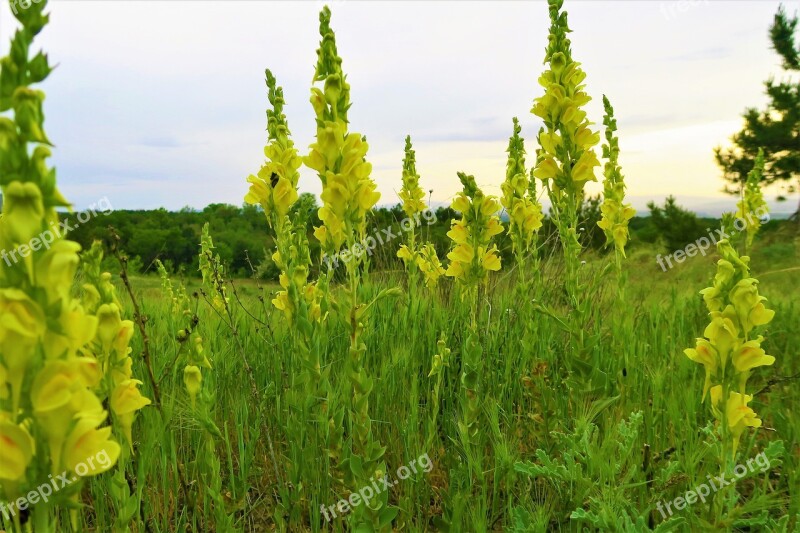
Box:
531;0;601;219
445;172;504;300
685;166;778;516
198;223;228;314
304;7;398;529
531;0;600;267
156;259;189;316
685;238;775;459
416;243;446;289
597;96;635;261
501;117;544;284
397;135;428;294
425;335;450;451
530;0;605;382
244;69;300;227
443;172;503;527
245;69;331;526
735;149;768;251
81;242;151;529
245;70;324;381
305;7;380;268
593;96;636;382
0;3;146;529
683;226;779;524
80;242;151;451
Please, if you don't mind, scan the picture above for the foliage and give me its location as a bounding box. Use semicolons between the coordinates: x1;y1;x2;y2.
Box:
647;195;709;252
715;4;800;208
1;1;797;532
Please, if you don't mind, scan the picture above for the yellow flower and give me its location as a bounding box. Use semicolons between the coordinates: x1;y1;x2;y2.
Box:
571;149;599;184
448;243;475;264
0;288;45;376
446;173;504;286
74;356;103;388
63;418;120;477
273;176;298;216
538;131;562;155
305;121;346;174
725;392;762;436
356;179;381;211
710;386;762;455
1;180;45;246
684;338;718;398
0;420;34;481
32;359;106;471
32;360;102;427
703;311;738;366
731;337;774;374
34;240;82;302
479;197;500;217
272;290;293;321
111;357;134;385
112;320;135;363
451;193;470;214
523;202;544;234
445;260;465;279
397;244;414;263
313;225;329;247
416;245;446;288
43;299;98;360
485;217;504;238
714;259;736;287
533;157;559;181
699;286;724;313
244;174;270;207
184;365;202;407
481;247;502;272
110;379;151;447
96;303;123;355
446;220;469;244
729;278;774;333
574;125;600;150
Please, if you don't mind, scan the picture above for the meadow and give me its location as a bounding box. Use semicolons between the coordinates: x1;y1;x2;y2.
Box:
85;229;796;532
0;0;798;532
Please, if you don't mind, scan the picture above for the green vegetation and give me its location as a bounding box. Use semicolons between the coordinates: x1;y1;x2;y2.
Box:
1;0;797;532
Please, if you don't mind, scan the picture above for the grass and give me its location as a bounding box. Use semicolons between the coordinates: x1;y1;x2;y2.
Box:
70;230;799;531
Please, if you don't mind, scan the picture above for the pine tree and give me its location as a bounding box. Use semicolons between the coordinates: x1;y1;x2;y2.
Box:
715;5;800;218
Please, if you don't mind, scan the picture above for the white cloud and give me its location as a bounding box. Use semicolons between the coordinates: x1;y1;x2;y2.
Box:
0;0;788;210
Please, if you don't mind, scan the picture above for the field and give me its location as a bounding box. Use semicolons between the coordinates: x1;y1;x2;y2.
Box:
75;232;795;532
1;0;799;532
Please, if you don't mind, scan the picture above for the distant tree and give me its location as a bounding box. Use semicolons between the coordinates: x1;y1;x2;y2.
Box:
715;4;800;217
647;196;708;252
576;194;605;250
290;192;319;226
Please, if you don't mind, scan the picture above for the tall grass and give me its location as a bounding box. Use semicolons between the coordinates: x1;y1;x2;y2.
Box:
1;0;797;531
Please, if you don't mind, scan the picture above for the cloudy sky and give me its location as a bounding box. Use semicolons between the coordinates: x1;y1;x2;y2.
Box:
0;0;794;215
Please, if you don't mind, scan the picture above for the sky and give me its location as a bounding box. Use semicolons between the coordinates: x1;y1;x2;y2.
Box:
0;0;796;216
